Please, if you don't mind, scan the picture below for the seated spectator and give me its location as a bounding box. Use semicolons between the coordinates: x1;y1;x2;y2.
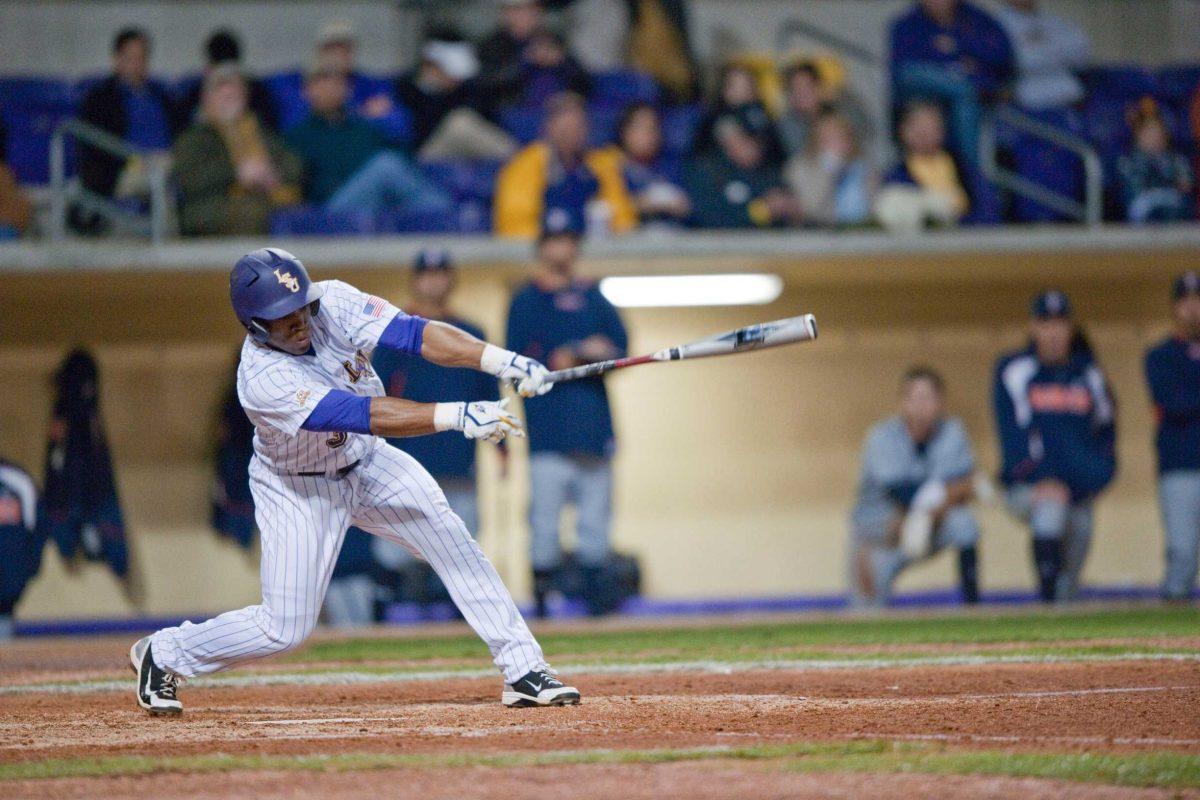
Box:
494;92;636;239
692;62;782;163
875;101;971;232
173;66;301;237
315;19;413;143
682;108;802;229
285;61;452;218
477;0;591;114
778;60;874;159
1191;81;1200;200
849;367;980;608
994;0;1089;112
785;111;876;228
1119;100;1195;224
181;29;280;131
611;102;690;227
394;30;517;160
0;119;32;239
889;0;1014;167
74;28;184;231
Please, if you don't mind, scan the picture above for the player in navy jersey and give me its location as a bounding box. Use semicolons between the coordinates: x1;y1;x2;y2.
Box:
993;290;1116;602
1144;271;1200;601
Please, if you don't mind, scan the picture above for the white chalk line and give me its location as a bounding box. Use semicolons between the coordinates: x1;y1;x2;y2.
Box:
3;651;1199;697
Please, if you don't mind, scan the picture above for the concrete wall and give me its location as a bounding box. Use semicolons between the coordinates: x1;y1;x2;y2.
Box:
1;242;1191;621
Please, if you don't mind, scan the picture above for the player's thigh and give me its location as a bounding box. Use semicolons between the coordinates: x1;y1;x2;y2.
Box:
352;443;467;549
936;506;980;550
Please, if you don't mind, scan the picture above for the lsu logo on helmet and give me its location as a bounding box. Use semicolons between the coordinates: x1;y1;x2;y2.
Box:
274;268;300;293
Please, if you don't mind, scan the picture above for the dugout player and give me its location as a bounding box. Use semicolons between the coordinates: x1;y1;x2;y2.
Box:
506;209;628;617
0;459;41;640
129;247;580;714
994;290;1117;602
849;366;980;607
1144;270;1200;601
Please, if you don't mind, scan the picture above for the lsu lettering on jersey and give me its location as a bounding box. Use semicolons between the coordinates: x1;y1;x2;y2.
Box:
237;280;398;473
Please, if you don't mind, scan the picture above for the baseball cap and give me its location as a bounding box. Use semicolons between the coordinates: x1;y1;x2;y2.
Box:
413;248;454;273
316;19;357;48
1031;289;1072;319
304;56;345;80
1173;270;1200;300
538;206;584;243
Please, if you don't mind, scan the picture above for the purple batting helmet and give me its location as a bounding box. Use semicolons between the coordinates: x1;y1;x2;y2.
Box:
229;247;324;343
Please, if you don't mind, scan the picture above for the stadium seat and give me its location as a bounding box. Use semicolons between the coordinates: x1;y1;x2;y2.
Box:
419;159;503;202
586;103;624;148
590;69;660;107
0;77;78;183
378;200;490;234
262;71;307;132
268;206;377;236
1155;65;1200;106
1079;66;1158;99
497;105;544;145
1082;95;1134;155
661;103;703;156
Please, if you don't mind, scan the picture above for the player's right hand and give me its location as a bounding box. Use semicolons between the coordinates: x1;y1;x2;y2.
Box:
454;399;525;444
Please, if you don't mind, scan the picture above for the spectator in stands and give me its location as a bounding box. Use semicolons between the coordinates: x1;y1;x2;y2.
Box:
778;60;873;160
181;29;279;131
394;30;517;160
612;102;690;227
286;60;453;218
0;120;32;239
506;211;628;617
889;0;1014;167
74;28;184;232
693;62;782;163
173;66;301;237
315;19;413;143
684;108;802;229
477;0;591;114
875;101;970;232
994;0;1089;112
785;111;876;228
1145;271;1200;602
849;366;980;608
993;290;1116;603
1119;99;1194;225
494;92;636;239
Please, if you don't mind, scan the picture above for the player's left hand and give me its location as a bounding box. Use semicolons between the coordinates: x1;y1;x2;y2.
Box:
482;345;554;397
460;399;525;444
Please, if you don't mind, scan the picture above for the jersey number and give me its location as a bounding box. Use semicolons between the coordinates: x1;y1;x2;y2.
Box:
326;432;348;448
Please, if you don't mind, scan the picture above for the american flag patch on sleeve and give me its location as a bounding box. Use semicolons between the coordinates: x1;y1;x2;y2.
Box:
363;296;388;318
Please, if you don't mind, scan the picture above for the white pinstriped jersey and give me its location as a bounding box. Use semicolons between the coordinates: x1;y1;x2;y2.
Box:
237;280;400;474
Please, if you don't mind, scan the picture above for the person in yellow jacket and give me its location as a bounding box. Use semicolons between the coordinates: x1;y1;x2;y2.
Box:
494;92;637;239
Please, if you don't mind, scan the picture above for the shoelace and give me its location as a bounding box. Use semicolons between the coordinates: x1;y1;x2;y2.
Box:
158;672;179;700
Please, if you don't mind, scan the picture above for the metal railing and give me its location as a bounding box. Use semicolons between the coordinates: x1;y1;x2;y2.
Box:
49;118;171;243
980;105;1104;227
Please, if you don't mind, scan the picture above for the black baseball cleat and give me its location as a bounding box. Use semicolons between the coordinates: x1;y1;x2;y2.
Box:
502;668;581;707
129;636;183;715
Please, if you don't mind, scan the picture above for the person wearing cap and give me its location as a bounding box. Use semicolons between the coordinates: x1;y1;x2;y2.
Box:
494;92;636;239
993;290;1117;602
394;30;517;160
1144;271;1200;601
181;29;279;131
285;60;452;218
173;66;301;236
505;211;628;617
314;19;413;144
682;106;802;229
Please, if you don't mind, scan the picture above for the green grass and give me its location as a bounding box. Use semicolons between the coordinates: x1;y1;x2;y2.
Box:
5;741;1199;789
288;606;1200;666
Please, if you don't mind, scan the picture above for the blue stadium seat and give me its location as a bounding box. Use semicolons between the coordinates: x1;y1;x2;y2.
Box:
419;159;503;202
1082;95;1133;155
661;103;702;156
1155;65;1200;106
498;105;543;145
173;74;202;104
1079;66;1158;99
586;103;624;147
0;77;77;183
378;200;490;234
591;69;660;107
268;206;377;236
263;71;307;132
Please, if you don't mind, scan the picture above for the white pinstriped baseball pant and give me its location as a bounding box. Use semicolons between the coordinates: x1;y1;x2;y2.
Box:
150;440;546;683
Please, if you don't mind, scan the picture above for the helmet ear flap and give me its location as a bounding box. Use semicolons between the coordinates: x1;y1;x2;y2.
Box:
309;299;321;316
247;319;271;344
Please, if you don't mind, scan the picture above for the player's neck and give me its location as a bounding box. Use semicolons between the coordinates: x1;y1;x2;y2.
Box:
534;267;573;292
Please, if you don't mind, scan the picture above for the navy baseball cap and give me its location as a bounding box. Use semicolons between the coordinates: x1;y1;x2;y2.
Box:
1173;270;1200;300
1031;289;1072;319
413;248;453;273
538;205;584;243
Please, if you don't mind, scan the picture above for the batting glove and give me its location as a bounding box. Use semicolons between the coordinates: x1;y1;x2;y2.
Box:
434;398;525;444
480;344;554;398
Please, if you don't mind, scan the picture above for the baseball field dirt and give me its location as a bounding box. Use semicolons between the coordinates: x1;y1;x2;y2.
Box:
2;605;1198;799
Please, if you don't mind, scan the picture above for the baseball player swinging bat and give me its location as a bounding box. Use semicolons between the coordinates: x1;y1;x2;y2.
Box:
544;313;819;384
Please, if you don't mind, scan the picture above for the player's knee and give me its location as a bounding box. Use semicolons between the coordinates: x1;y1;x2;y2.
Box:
259;614;315;654
939;508;980;547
